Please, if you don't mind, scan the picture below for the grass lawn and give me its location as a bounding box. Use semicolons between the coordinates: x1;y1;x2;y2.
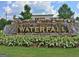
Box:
0;45;79;57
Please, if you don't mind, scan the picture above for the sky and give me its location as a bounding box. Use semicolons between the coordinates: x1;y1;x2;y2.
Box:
0;1;79;20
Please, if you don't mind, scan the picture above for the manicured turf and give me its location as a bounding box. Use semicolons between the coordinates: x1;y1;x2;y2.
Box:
0;45;79;57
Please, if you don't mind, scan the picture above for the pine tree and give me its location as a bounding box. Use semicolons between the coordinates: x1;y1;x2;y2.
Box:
19;4;32;20
58;4;74;19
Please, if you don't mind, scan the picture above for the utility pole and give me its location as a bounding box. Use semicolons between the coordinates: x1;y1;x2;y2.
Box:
5;11;7;20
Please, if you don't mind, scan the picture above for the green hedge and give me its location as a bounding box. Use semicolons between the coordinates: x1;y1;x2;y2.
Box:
0;35;79;48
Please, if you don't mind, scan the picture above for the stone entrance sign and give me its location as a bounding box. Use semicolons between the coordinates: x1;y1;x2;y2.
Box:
4;19;77;35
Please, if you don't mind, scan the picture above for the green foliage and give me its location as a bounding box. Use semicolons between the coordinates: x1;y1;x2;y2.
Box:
58;4;74;19
76;17;79;21
0;31;79;48
19;4;32;20
0;34;79;48
0;18;11;30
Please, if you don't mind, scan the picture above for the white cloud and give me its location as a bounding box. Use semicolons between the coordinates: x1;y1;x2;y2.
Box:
6;15;14;20
11;1;27;10
8;1;58;19
57;1;66;4
12;1;57;15
73;2;79;18
28;1;57;15
7;1;12;4
4;6;12;14
74;12;79;18
12;3;18;7
77;2;79;9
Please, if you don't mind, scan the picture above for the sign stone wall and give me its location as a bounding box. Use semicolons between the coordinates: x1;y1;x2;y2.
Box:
3;19;77;36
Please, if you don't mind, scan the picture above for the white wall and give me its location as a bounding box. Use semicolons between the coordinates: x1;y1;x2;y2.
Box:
32;15;53;20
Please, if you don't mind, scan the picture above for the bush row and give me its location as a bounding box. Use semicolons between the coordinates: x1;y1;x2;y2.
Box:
0;35;79;48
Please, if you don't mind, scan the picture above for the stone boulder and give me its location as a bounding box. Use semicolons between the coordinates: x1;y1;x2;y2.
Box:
75;21;79;34
3;25;17;35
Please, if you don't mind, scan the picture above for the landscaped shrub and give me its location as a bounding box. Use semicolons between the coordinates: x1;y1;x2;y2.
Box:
0;35;79;48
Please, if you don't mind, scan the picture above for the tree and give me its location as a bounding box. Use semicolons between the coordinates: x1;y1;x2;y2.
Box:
0;18;7;30
7;20;12;24
58;4;74;19
19;4;32;20
76;17;79;20
13;15;16;20
0;18;11;30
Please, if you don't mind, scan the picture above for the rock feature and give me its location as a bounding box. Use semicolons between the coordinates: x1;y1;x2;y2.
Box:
3;19;78;36
75;21;79;34
3;25;17;35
